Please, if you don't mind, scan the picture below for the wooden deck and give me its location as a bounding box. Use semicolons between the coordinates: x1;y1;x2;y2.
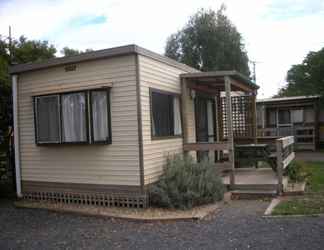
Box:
221;168;286;192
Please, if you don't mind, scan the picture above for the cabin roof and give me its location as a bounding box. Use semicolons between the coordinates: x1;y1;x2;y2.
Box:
257;95;320;103
9;44;198;74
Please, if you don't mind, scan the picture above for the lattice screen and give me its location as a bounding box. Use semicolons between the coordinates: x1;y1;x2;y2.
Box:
220;95;254;140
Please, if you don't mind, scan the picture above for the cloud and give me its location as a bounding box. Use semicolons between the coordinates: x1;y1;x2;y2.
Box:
69;15;107;28
264;0;324;20
0;0;323;98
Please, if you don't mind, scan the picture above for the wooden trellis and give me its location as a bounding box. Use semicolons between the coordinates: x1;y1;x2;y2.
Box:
220;95;255;140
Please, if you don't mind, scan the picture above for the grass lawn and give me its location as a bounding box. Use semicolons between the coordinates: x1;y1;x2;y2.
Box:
272;161;324;215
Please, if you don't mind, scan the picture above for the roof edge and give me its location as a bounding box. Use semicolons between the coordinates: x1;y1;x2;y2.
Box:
9;44;198;74
180;70;259;90
257;95;321;103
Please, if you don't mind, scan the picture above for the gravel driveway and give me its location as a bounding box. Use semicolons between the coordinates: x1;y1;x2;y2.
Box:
1;199;324;250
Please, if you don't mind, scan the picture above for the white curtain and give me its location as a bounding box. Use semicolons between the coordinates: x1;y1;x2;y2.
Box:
207;100;214;143
304;108;314;122
92;91;109;141
291;109;303;123
62;93;87;142
173;97;182;135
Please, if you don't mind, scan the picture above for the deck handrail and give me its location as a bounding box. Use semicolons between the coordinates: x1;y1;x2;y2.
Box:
276;135;295;194
183;142;230;151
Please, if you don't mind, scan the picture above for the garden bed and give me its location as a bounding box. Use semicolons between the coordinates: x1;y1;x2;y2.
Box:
15;200;223;222
270;161;324;216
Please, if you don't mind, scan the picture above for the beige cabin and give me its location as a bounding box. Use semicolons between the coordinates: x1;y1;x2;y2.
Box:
11;45;292;208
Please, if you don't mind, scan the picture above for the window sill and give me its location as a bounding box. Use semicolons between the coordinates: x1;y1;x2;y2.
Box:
151;135;183;141
36;141;111;146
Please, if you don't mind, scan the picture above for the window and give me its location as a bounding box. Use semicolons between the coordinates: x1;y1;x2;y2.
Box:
91;90;110;142
34;89;111;145
291;109;303;123
304;108;314;123
151;90;182;138
62;92;87;143
35;95;60;143
266;108;277;126
278;109;291;124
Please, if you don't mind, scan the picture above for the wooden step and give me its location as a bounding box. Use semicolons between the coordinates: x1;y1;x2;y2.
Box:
231;190;277;200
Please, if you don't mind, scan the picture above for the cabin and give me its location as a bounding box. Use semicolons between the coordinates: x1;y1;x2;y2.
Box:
256;96;322;151
10;45;295;208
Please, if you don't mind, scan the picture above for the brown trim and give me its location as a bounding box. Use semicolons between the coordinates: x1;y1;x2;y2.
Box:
151;135;183;140
22;181;142;194
149;88;183;140
9;45;198;74
183;142;229;151
34;88;112;145
181;71;258;90
135;54;145;192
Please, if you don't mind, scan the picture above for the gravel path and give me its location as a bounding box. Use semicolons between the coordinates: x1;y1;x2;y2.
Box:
1;199;324;250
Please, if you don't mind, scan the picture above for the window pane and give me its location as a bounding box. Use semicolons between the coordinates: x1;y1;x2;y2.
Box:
291;109;303;123
304;108;314;122
62;92;87;142
278;109;291;124
36;95;60;143
152;92;173;137
267;109;277;126
173;97;182;135
91;91;109;142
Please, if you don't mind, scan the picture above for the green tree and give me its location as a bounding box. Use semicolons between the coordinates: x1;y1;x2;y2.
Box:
61;47;93;56
165;6;250;76
0;36;57;181
278;47;324;101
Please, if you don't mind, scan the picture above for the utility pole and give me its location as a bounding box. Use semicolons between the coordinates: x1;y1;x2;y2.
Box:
8;25;13;64
250;60;262;84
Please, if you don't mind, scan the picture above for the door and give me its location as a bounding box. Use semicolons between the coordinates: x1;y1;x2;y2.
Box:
195;95;216;162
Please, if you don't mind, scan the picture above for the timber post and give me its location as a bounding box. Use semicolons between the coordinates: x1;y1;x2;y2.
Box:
225;76;235;188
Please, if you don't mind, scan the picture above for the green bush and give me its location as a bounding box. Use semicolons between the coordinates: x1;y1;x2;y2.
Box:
149;155;225;210
285;160;311;183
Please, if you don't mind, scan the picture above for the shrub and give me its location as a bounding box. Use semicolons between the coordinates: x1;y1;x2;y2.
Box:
149;155;225;210
285;160;311;183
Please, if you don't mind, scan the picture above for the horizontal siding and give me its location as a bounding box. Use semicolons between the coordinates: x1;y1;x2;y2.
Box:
139;55;197;185
18;55;140;186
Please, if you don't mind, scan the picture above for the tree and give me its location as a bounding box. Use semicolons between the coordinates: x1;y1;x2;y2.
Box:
61;47;93;56
0;36;57;182
277;48;324;101
165;6;250;76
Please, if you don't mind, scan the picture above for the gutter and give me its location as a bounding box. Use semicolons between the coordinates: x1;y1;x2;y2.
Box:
12;75;22;198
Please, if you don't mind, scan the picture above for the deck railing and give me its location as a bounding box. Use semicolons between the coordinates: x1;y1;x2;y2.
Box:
258;125;315;151
183;142;232;172
276;136;295;194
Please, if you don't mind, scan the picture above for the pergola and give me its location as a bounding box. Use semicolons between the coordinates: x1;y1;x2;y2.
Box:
180;71;259;188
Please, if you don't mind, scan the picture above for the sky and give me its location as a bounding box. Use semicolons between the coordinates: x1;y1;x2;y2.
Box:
0;0;324;98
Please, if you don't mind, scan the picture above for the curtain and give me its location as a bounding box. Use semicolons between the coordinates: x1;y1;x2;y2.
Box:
36;95;60;142
62;92;87;142
278;109;291;124
304;108;314;122
152;92;173;136
207;100;214;142
92;91;109;141
291;109;303;123
267;109;277;126
173;97;182;135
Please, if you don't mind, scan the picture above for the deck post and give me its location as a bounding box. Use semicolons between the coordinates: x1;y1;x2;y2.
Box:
251;91;257;143
276;139;283;195
225;76;235;188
